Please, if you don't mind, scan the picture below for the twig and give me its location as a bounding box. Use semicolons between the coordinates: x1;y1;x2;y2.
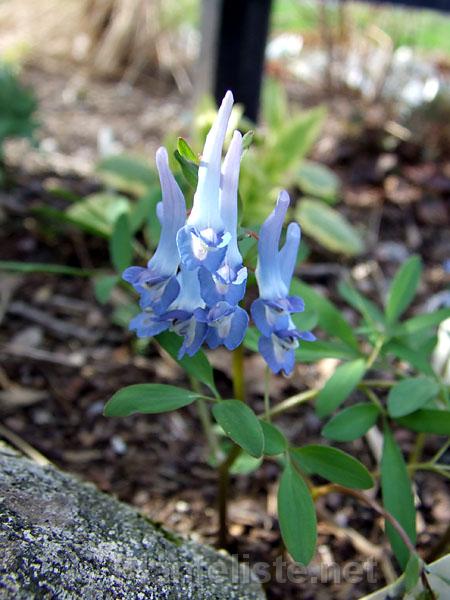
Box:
0;423;52;467
7;301;100;343
1;344;86;368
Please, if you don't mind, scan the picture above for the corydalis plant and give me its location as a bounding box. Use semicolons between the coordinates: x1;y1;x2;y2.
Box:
104;92;450;596
123;91;313;374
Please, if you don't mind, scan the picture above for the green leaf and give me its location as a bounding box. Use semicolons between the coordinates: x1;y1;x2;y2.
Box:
266;106;326;176
385;256;422;325
381;425;416;568
244;326;360;362
97;153;158;195
94;274;119;304
0;260;95;277
291;445;373;489
291;307;319;332
242;130;254;150
338;280;385;326
290;279;359;350
387;377;440;418
322;402;380;442
174;149;199;188
296;160;340;204
177;137;198;163
277;462;317;565
212;400;264;458
384;340;434;377
391;308;450;337
67;193;130;237
129;189;161;234
296;340;361;362
404;554;421;593
104;384;200;417
262;76;289;131
394;409;450;435
155;331;217;395
110;213;132;273
260;421;287;456
296;199;364;256
316;358;367;417
230;451;262;475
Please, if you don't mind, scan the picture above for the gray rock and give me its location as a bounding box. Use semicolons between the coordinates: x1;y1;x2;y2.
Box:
0;445;265;600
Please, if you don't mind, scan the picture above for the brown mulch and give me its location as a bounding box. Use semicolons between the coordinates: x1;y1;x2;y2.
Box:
1;63;450;599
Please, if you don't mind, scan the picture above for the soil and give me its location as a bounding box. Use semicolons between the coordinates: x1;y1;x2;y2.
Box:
1;60;450;600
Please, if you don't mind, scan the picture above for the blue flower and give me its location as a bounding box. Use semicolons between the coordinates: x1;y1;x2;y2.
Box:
251;191;315;375
129;308;171;339
123;147;186;314
196;301;249;350
164;268;208;358
259;329;315;375
177;92;234;273
198;130;248;306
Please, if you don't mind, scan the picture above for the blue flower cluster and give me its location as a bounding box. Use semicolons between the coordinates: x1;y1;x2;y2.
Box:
123;91;314;375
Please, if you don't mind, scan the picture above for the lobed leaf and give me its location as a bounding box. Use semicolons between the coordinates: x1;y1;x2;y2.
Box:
296;199;364;257
296;160;340;204
156;331;217;395
110;213;132;273
385;256;422;325
387;376;440;418
290;279;359;350
291;445;373;489
316;358;367;417
381;425;416;568
394;409;450;435
277;462;317;565
322;402;380;442
260;421;287;456
212;400;264;458
104;384;200;417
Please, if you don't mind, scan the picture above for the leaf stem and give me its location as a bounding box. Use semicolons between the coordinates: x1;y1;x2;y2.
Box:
312;483;416;555
408;433;426;470
264;365;271;422
217;444;241;548
189;376;221;463
196;398;222;463
366;336;385;370
232;345;245;402
218;344;246;548
265;389;318;419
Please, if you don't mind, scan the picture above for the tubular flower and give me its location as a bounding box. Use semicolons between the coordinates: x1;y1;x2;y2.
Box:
176;92;234;273
198;301;249;351
251;191;315;375
164;268;208;358
198;130;247;306
123;147;186;314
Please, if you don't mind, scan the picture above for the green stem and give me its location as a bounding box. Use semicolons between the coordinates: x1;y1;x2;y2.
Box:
430;439;450;465
366;336;385;370
232;345;245;402
196;398;221;463
409;432;426;469
217;344;246;548
361;386;387;415
360;378;395;389
266;389;318;419
190;376;221;463
257;377;394;421
218;444;241;548
264;365;271;422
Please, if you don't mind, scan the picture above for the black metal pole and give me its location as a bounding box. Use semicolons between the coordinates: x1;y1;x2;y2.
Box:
214;0;273;123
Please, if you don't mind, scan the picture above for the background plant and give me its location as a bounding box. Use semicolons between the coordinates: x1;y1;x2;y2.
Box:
0;63;38;184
